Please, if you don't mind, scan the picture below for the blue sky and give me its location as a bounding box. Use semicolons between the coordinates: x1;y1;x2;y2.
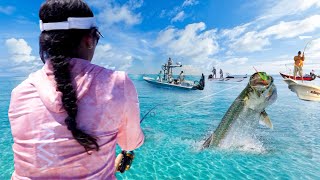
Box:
1;0;320;77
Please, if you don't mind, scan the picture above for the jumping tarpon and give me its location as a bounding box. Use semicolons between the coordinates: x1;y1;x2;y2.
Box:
203;72;277;148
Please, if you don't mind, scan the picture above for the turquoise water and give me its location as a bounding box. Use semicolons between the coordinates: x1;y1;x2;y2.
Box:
1;75;319;179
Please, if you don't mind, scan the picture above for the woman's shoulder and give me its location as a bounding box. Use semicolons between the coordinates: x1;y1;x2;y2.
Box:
93;66;126;81
89;64;129;87
11;71;41;99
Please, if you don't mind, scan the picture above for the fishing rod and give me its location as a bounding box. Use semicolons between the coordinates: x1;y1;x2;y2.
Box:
140;104;159;123
303;39;314;54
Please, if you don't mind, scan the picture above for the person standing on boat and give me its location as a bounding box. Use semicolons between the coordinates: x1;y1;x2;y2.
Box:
212;66;216;78
158;70;163;82
168;57;173;66
220;69;224;78
293;51;305;82
179;71;185;83
167;57;173;81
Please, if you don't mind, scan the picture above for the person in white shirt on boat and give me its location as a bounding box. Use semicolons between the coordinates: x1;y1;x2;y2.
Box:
168;75;173;83
220;69;223;78
167;57;173;81
178;71;185;83
157;70;163;82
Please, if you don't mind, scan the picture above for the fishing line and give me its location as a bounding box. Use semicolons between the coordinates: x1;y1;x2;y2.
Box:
177;85;241;107
140;84;241;122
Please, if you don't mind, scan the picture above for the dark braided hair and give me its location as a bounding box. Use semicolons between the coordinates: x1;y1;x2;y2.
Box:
39;0;99;152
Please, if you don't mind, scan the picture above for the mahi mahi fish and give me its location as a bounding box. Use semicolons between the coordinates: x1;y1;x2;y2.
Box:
203;72;277;148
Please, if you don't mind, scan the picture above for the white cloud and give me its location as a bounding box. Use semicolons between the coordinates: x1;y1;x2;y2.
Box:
155;22;219;63
93;44;134;70
160;0;198;21
0;6;15;15
261;15;320;39
224;57;248;65
263;0;320;19
213;57;250;75
227;15;320;53
127;0;144;9
229;31;270;52
299;36;313;40
182;0;199;7
5;38;37;62
154;28;176;45
181;64;202;75
171;11;186;22
86;0;155;73
220;23;250;40
159;7;181;19
100;6;141;26
90;0;142;27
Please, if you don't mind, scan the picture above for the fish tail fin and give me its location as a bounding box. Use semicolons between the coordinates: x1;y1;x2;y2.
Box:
202;134;214;149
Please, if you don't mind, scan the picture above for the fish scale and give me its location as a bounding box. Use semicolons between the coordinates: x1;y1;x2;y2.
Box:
204;86;250;147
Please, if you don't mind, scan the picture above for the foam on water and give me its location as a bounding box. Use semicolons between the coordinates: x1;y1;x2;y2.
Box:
216;88;273;153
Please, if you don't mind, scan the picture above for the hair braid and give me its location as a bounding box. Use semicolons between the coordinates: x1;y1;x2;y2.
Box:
39;0;99;153
51;55;99;152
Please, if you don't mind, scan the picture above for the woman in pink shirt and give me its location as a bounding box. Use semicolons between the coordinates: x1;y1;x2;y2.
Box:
8;0;144;179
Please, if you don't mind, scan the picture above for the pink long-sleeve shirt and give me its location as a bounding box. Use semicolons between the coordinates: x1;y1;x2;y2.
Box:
8;58;144;179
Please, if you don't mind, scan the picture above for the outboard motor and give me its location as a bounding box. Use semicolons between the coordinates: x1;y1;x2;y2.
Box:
194;73;205;90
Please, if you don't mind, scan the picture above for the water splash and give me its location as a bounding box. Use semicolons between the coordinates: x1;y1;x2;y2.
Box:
217;95;269;154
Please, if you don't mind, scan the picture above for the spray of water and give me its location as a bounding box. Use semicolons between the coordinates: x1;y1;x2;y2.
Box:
218;93;269;153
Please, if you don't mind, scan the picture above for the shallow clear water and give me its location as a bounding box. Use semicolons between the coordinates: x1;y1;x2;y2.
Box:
1;75;319;179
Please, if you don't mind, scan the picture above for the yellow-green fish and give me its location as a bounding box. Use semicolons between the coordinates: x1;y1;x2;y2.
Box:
203;72;277;148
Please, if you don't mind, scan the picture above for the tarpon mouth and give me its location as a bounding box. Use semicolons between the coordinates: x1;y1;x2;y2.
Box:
249;72;274;95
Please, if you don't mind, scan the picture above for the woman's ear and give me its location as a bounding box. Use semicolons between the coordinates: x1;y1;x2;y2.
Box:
76;34;97;61
86;36;95;49
80;35;94;49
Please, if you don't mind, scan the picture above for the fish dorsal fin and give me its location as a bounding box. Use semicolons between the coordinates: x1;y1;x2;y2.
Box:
260;110;273;129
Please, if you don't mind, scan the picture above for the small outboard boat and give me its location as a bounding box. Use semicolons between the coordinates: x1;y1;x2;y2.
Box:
280;72;316;81
208;73;247;82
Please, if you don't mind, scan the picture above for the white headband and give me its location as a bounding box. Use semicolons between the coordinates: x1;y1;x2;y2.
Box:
40;17;97;31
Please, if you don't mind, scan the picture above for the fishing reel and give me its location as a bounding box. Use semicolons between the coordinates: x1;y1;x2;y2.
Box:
117;150;135;173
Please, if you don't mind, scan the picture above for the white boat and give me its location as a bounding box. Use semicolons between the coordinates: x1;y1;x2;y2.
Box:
143;59;205;90
143;77;202;90
208;74;247;82
283;78;320;101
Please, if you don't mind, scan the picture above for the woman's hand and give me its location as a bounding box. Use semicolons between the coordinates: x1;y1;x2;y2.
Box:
114;152;124;173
